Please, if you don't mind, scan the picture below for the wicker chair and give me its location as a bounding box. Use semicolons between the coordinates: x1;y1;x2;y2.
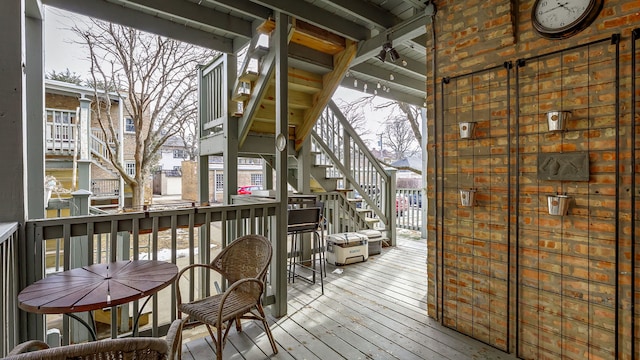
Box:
176;234;277;360
5;319;184;360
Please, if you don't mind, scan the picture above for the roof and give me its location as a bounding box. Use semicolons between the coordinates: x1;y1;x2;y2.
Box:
391;155;423;170
45;79;124;100
43;0;429;107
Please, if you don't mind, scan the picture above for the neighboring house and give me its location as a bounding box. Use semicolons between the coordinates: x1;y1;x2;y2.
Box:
180;156;267;202
153;135;188;195
44;79;140;211
207;156;265;203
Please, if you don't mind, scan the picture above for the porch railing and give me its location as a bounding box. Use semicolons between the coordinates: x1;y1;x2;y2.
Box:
199;55;227;137
0;222;19;357
24;202;281;343
91;179;119;197
45;122;77;154
395;188;424;231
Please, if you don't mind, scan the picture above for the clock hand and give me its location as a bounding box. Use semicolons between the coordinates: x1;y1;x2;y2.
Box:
539;2;570;15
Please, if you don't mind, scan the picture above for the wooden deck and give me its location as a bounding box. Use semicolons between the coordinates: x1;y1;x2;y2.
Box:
179;232;516;360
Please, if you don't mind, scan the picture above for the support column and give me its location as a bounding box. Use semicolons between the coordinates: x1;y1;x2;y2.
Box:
199;155;209;203
69;190;91;343
297;137;311;194
1;0;42;344
386;169;397;246
26;6;45;219
0;0;27;224
223;53;238;208
118;97;125;208
420;108;427;238
273;11;289;317
77;97;92;191
263;155;274;191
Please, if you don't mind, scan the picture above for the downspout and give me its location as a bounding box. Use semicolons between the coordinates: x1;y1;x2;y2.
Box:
425;0;439;321
631;27;639;360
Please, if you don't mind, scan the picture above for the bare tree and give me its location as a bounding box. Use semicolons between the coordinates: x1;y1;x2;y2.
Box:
72;20;215;207
382;113;420;161
335;98;371;137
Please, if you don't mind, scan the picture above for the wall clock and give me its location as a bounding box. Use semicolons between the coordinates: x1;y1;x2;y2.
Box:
531;0;603;39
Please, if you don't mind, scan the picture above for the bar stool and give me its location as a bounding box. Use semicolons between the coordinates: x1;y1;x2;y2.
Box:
287;206;324;294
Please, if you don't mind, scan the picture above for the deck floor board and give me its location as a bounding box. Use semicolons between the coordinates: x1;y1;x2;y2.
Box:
180;235;517;360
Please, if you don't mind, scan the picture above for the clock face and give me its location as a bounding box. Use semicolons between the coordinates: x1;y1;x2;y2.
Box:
532;0;603;39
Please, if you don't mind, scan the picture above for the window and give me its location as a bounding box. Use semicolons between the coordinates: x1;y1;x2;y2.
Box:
125;118;135;133
215;174;224;192
251;174;263;186
173;149;186;159
125;161;136;177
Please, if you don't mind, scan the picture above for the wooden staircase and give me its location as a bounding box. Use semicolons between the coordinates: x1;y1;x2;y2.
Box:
197;17;396;243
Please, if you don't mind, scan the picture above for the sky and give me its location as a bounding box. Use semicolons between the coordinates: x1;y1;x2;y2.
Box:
43;7;396;147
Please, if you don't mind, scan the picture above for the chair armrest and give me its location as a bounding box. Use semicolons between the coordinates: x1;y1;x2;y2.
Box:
217;278;264;323
8;340;49;355
176;263;221;309
165;318;185;360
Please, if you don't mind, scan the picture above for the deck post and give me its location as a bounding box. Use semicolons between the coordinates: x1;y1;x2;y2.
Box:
420;108;427;239
26;5;45;220
297;137;311;194
77;97;92;192
273;10;289;317
69;190;91;342
223;53;238;243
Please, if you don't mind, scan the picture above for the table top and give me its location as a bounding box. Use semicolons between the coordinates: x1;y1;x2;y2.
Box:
18;260;178;314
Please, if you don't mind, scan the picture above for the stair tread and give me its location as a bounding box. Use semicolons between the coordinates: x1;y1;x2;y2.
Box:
346;198;362;202
313;164;333;168
356;208;372;213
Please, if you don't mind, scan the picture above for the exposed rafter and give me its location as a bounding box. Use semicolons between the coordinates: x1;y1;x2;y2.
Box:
339;78;425;108
205;0;272;19
350;63;425;93
250;0;370;40
124;0;253;39
43;0;234;52
317;0;394;29
351;12;429;66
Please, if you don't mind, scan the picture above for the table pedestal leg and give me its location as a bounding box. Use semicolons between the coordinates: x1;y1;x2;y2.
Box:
66;313;97;341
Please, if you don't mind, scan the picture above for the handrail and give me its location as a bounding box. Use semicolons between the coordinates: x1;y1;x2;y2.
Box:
311;101;393;232
90;132;110;162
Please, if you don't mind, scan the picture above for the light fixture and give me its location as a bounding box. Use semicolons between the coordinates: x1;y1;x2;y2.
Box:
354;79;358;87
389;48;400;62
377;82;381;89
389;73;395;81
402;59;408;67
374;41;400;63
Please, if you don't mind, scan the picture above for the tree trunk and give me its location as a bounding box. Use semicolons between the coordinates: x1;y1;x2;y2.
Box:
130;182;145;209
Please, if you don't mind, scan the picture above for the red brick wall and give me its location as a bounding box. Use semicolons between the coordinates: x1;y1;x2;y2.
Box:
426;0;640;358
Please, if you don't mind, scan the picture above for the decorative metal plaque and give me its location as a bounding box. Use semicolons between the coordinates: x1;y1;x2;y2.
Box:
537;153;589;181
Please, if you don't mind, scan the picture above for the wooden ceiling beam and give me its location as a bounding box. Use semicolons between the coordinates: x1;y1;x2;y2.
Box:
258;18;346;55
295;39;357;150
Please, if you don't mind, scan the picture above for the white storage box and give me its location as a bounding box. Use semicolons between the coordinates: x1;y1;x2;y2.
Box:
357;229;386;255
326;232;368;266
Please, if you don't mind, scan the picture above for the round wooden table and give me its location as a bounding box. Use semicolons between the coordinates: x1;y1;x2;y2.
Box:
18;260;178;339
